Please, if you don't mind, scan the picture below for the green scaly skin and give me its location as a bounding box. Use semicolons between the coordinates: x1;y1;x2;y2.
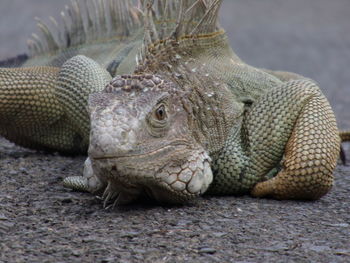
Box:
0;0;347;204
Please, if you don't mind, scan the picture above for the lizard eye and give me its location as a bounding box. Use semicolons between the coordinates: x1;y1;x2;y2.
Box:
155;105;167;121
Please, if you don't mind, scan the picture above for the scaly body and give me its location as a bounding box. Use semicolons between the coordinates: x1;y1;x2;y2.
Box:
0;0;348;204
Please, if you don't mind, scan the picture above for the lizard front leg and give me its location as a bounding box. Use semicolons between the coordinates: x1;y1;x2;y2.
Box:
211;79;340;200
0;55;111;154
250;80;340;200
0;66;65;151
249;80;340;199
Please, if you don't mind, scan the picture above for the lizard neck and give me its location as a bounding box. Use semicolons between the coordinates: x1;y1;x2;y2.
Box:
137;31;246;155
159;72;244;157
175;30;243;68
184;78;244;156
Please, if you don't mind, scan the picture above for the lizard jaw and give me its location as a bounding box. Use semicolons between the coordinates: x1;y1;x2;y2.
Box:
88;150;213;205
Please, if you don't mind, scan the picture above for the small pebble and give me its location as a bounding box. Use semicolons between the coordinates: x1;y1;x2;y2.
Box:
198;247;216;254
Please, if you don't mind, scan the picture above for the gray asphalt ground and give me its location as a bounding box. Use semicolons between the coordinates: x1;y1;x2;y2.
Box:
0;0;349;262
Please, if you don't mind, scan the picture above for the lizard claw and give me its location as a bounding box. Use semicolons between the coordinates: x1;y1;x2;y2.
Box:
63;157;105;193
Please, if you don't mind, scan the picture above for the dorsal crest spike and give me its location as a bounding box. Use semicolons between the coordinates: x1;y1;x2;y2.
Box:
138;0;224;67
27;0;223;61
27;0;142;57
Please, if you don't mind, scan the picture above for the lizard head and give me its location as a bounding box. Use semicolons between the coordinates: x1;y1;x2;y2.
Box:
87;74;213;205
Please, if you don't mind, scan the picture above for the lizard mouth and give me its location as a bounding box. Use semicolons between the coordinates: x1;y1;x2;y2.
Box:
89;146;213;204
90;140;190;160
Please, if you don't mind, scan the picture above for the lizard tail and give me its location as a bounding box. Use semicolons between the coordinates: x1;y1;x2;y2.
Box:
339;131;350;164
0;54;28;68
340;131;350;142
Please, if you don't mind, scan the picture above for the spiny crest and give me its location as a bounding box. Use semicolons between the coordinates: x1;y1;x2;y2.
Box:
27;0;142;57
28;0;223;62
137;0;223;66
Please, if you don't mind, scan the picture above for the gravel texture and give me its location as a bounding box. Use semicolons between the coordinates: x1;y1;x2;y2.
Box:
0;0;349;262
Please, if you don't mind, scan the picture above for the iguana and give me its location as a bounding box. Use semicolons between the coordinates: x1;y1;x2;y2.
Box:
0;0;349;205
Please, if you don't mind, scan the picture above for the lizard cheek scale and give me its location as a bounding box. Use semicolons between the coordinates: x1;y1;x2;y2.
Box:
153;151;213;202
